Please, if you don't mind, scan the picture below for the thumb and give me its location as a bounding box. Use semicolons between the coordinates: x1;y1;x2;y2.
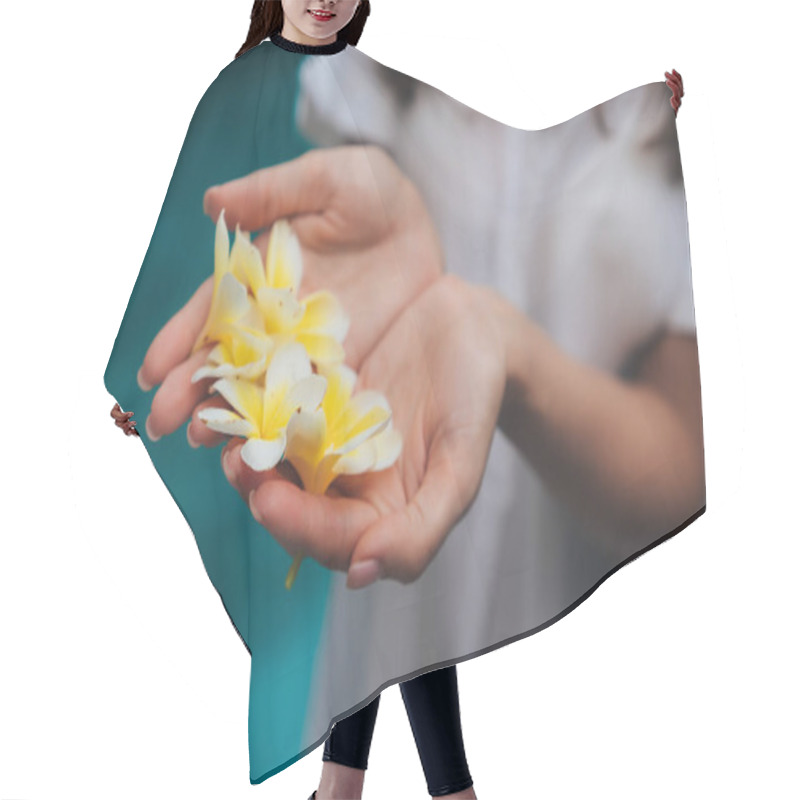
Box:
203;149;336;233
347;435;471;589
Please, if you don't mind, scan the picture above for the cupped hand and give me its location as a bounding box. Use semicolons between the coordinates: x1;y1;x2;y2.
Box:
219;274;508;589
139;144;444;444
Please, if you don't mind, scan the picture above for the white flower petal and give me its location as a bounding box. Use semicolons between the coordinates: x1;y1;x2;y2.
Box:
370;426;403;470
197;407;256;437
191;362;236;383
241;432;287;472
331;408;390;456
211;377;261;424
207;343;228;365
333;439;378;475
284;374;328;413
214;209;230;278
216;271;251;323
347;390;392;419
266;341;312;388
285;407;327;458
235;354;269;381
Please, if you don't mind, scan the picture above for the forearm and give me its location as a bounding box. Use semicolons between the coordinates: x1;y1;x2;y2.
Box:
479;285;705;542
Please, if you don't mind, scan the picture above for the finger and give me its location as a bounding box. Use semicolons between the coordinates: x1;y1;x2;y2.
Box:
203;150;335;234
248;478;375;571
669;79;683;99
220;438;279;501
187;394;238;449
221;439;253;502
138;276;214;392
145;343;217;441
665;70;683;93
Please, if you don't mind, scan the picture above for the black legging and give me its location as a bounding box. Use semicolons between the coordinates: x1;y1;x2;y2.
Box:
323;664;473;797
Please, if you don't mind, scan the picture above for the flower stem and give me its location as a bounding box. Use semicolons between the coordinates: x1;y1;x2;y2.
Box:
286;553;304;590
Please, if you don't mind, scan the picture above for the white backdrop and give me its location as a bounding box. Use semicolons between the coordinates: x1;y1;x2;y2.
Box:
1;1;796;798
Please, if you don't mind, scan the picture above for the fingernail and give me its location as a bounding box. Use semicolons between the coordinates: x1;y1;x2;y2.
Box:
187;426;200;449
137;366;152;392
203;188;218;215
347;559;382;590
145;415;160;442
222;449;234;481
249;490;263;524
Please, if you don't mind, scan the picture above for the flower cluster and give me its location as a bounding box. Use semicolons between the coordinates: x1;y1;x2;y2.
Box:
189;210;402;588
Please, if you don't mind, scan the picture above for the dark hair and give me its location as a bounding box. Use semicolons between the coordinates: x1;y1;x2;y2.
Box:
236;1;371;59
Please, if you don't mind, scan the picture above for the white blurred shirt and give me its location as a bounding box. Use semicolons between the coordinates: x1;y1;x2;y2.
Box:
292;46;699;737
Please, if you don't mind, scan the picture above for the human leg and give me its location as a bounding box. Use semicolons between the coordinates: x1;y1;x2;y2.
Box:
323;692;381;769
315;693;382;800
400;665;475;798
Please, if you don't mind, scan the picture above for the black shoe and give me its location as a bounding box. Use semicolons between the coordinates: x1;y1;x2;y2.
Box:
307;792;317;800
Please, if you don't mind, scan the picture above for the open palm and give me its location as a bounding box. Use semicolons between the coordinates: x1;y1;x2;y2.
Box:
219;274;507;588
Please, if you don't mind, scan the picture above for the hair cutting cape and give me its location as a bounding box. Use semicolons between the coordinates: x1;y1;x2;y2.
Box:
104;33;706;785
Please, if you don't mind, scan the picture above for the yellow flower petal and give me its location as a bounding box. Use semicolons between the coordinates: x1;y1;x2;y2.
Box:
330;391;392;455
293;332;346;366
192;272;251;353
285;407;328;491
229;224;267;296
265;219;303;291
318;363;357;424
211;376;262;429
300;290;350;341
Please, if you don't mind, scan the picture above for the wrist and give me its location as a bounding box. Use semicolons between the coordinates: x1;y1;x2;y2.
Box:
470;283;548;432
474;284;529;387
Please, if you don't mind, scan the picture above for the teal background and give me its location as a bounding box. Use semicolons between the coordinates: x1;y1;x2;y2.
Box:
103;43;333;783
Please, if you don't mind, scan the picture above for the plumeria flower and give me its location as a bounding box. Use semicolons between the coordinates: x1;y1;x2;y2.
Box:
256;286;349;366
192;210;349;373
197;341;327;472
254;218;350;366
190;322;274;383
285;361;402;496
281;362;402;589
191;209;264;356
